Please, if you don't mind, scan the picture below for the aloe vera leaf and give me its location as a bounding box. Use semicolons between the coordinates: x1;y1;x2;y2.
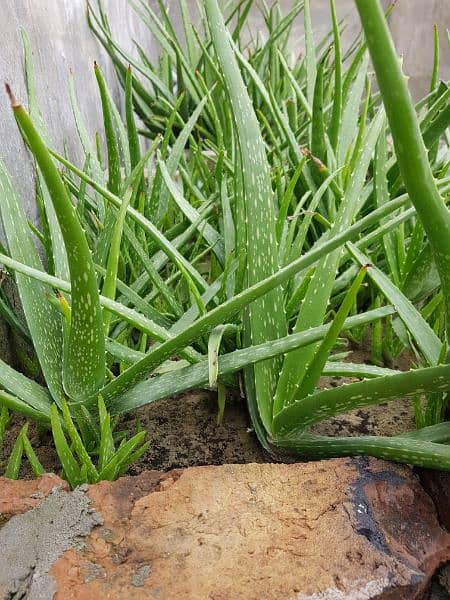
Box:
88;2;174;106
423;103;450;150
276;158;306;242
205;0;287;432
311;48;329;165
322;362;401;378
374;123;400;284
0;162;64;403
0;388;49;423
265;85;312;176
156;95;209;221
68;74;106;221
303;0;316;112
51;404;81;487
0;358;52;416
21;430;45;476
125;67;141;171
402;244;440;303
297;267;367;399
95;261;170;327
287;168;343;265
102;187;133;334
130;0;203;106
0;406;10;447
328;0;342;152
156;94;185;160
229;38;304;169
215;382;226;425
99;194;407;403
274;108;385;412
274;432;450;471
346;78;371;183
76;155;90;223
179;0;198;67
402;219;425;281
230;0;253;42
0;289;30;341
1;185;403;405
122;223;183;318
94;62;121;195
208;324;238;389
4;429;24;479
355;0;450;348
348;243;442;366
273;363;450;437
337;54;369;167
430;24;440;93
121;132;161;195
351;206;416;258
254;3;304;83
276;49;311;118
110;306;395;415
0;252;200;363
169;265;237;334
7;88;105;401
100;64;131;176
420;83;450;128
399;422;450;443
61;399;99;482
68;72;104;174
115;439;151;478
98;396;115;471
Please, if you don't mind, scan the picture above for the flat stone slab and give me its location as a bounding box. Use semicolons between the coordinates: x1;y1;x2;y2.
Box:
0;459;449;599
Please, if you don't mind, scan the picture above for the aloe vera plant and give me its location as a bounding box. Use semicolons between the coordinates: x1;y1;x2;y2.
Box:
1;1;450;484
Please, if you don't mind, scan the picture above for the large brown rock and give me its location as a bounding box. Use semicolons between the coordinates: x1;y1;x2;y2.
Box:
47;459;449;600
0;461;448;599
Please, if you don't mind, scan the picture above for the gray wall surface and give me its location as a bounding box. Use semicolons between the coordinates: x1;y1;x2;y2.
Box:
247;0;450;98
389;0;450;97
0;0;157;221
0;0;449;361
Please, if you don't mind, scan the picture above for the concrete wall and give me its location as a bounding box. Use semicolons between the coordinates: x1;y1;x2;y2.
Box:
0;0;449;361
389;0;450;97
246;0;450;98
0;0;157;222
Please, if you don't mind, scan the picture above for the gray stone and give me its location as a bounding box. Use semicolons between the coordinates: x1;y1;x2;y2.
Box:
0;486;102;600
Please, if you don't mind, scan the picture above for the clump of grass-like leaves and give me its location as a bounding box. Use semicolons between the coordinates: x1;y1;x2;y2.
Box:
1;0;450;484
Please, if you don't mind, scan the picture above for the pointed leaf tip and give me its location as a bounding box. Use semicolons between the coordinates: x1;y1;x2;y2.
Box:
5;83;20;108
